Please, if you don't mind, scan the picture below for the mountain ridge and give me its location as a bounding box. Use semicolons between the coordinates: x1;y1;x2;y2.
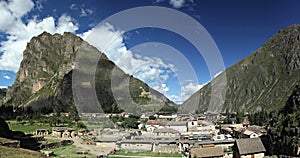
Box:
180;24;300;113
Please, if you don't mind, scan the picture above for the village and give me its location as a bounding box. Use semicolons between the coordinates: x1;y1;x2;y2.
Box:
30;111;269;157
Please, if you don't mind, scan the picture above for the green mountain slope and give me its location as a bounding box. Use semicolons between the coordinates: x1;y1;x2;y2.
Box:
181;24;300;113
0;32;175;116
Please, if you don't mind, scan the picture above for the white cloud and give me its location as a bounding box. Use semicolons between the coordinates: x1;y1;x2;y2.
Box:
153;83;169;94
163;81;203;104
169;94;182;104
3;75;10;80
181;82;202;99
0;0;79;72
56;14;79;33
70;4;77;10
35;0;45;11
169;0;186;8
7;0;34;18
70;3;93;17
81;23;124;62
156;0;165;3
0;86;8;89
168;81;203;104
80;8;93;17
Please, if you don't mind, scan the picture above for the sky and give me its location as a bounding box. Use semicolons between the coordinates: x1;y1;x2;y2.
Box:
0;0;300;104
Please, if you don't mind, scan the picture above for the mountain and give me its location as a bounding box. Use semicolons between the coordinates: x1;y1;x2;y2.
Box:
181;24;300;113
0;32;175;116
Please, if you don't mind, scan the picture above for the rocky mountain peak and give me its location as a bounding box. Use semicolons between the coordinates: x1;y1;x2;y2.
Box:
0;31;175;115
2;32;89;108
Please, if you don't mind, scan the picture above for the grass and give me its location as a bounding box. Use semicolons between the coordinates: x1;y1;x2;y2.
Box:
0;146;44;158
109;150;182;157
43;145;93;158
7;120;85;134
43;137;61;143
7;121;51;134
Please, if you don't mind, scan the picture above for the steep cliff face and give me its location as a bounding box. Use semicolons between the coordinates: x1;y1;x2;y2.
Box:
181;24;300;113
2;32;81;110
0;32;175;114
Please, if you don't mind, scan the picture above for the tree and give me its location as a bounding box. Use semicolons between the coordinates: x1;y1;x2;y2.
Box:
263;86;300;156
159;103;177;113
16;116;22;123
149;115;156;120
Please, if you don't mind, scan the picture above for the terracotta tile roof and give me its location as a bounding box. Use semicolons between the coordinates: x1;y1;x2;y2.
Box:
246;125;267;135
243;129;254;135
147;120;187;126
168;121;187;126
197;120;213;126
191;146;224;158
153;128;179;134
146;120;162;125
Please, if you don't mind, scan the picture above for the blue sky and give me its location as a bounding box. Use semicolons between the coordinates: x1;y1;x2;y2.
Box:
0;0;300;104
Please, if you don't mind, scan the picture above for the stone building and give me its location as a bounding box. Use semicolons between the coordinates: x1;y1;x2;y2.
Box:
35;129;49;136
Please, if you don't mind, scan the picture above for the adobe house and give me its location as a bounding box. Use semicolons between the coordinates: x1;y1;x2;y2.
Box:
52;127;74;138
96;136;121;148
233;138;266;158
234;125;267;139
117;139;154;151
77;129;89;137
116;139;176;152
35;129;49;136
168;121;187;132
153;128;179;137
155;143;180;154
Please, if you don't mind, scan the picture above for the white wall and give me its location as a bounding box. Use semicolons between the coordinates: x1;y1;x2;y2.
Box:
121;143;152;151
169;125;187;132
187;121;198;128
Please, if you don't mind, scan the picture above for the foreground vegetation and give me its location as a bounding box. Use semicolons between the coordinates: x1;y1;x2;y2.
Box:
248;86;300;156
7;120;51;133
0;146;43;158
43;145;93;158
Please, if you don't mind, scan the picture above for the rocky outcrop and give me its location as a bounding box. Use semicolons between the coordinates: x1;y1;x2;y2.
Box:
0;117;10;138
181;24;300;113
0;88;6;100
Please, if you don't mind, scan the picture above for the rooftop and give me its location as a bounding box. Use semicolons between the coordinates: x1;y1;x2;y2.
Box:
153;128;179;134
236;138;266;155
191;146;224;158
